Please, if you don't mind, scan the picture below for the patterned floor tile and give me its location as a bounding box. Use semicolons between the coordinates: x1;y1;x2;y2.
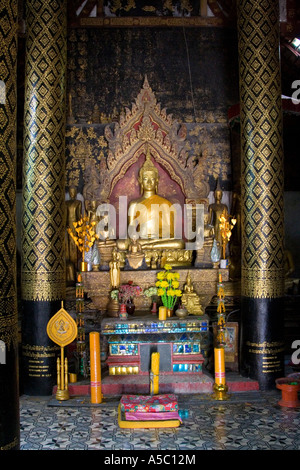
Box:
19;391;300;451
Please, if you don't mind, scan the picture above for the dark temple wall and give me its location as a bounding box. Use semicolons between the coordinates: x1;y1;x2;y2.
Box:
66;27;239;193
68;27;239;122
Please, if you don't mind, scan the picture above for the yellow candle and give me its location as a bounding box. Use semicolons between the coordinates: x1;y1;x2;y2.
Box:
150;352;160;395
159;306;167;321
214;347;226;385
89;332;102;404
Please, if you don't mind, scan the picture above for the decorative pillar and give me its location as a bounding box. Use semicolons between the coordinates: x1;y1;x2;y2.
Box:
21;0;67;395
0;0;20;450
237;0;285;389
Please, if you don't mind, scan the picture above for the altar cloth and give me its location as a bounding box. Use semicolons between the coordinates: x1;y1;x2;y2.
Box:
118;394;182;428
125;411;182;421
120;393;178;413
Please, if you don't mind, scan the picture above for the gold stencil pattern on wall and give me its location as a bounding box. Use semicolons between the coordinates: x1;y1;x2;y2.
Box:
0;0;18;346
237;0;285;299
22;0;67;301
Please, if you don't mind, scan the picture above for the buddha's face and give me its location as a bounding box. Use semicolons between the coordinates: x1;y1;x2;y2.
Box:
215;190;222;201
141;170;158;192
69;187;76;199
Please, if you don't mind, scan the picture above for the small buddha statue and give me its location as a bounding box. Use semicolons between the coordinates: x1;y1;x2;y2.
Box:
117;146;185;251
87;199;100;225
208;180;228;249
126;236;146;270
109;249;121;288
194;211;215;267
96;210;116;245
181;272;203;315
204;211;215;241
65;185;82;282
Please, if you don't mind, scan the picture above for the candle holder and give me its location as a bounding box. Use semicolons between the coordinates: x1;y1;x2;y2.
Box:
212;346;230;401
211;382;230;401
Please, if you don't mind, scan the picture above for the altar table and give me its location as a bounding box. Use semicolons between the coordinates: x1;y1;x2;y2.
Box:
101;314;209;377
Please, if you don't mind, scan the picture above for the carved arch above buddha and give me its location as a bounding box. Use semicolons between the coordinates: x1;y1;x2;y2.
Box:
98;77;210;203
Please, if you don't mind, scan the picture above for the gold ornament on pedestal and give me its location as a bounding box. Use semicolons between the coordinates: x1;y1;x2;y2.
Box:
47;302;78;401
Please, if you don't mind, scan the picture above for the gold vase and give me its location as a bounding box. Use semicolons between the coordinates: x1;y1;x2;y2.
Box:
166;308;173;318
80;261;88;272
107;298;120;317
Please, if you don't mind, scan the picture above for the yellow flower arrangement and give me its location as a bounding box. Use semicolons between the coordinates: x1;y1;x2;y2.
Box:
67;215;99;263
156;264;182;310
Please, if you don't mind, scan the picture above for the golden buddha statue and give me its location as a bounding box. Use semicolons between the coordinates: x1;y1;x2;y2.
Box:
65;186;82;282
208;180;228;248
181;272;203;315
126;236;146;269
117;147;185;251
87;199;100;225
109;249;121;288
195;211;215;267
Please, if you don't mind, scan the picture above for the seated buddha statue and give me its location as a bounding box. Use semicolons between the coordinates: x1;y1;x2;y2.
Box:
181;272;203;315
126;235;146;270
117;147;185;251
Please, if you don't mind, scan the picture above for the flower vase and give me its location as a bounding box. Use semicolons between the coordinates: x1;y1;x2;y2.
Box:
151;302;157;315
119;303;128;319
175;305;188;318
126;298;135;315
166;308;173;318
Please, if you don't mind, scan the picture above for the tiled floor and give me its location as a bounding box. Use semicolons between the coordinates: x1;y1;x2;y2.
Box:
20;390;300;451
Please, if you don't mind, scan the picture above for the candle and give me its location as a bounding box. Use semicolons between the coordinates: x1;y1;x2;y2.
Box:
219;272;222;283
89;332;102;404
214;347;226;385
159;306;167;320
150;352;160;395
69;373;77;383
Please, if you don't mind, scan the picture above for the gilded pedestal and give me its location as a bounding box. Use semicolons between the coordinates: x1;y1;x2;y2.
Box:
82;268;229;314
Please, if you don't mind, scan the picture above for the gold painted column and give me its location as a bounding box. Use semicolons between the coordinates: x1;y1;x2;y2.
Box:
0;0;20;450
21;0;67;395
237;0;285;389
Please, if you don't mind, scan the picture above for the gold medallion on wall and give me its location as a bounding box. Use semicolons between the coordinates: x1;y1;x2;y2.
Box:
22;0;67;302
237;0;285;299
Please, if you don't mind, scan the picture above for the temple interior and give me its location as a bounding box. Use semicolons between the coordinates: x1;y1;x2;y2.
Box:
1;0;300;453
